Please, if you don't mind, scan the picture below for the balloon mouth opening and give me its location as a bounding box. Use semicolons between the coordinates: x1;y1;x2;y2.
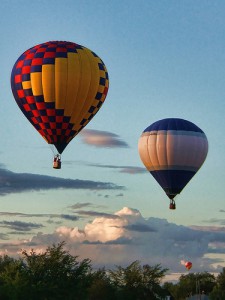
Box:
165;191;179;199
168;194;176;200
52;143;68;154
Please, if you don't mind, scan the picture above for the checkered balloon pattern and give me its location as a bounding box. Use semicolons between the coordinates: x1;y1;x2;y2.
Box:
11;41;109;154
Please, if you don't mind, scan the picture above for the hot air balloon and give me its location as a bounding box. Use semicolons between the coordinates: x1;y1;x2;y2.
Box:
185;261;192;270
11;41;109;169
138;118;208;209
181;260;192;270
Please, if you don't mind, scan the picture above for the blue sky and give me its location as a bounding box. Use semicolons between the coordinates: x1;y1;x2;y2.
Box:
0;0;225;279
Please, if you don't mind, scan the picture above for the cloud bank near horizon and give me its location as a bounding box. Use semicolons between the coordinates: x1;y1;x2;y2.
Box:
1;207;225;274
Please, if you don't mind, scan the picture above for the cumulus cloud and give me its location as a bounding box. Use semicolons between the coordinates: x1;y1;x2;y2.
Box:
56;226;85;241
79;129;129;148
2;207;225;275
0;166;124;195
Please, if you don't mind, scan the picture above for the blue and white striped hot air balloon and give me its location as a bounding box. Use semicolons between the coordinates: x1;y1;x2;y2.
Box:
138;118;208;209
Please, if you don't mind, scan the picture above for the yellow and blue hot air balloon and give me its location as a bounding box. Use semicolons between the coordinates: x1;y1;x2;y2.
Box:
138;118;208;209
11;41;109;169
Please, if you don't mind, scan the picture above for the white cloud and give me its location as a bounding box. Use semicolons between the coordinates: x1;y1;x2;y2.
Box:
83;207;144;243
2;207;225;277
56;226;85;241
84;217;125;243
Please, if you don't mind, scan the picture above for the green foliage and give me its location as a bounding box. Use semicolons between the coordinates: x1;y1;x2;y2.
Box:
163;272;216;300
162;282;176;299
209;267;225;300
0;255;27;299
21;241;92;299
215;267;225;289
0;243;224;300
0;242;92;299
109;260;168;299
87;268;116;300
0;247;168;300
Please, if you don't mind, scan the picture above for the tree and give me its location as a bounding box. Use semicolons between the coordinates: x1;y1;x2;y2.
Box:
167;272;216;300
0;255;27;300
87;268;116;300
0;243;221;300
195;271;216;294
109;260;168;299
210;268;225;300
216;267;225;289
21;242;92;299
162;282;176;300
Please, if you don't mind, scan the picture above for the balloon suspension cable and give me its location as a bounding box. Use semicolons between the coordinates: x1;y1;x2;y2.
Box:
49;144;57;157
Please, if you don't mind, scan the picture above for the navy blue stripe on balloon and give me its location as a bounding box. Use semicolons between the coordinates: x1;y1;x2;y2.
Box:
143;118;204;133
150;169;196;197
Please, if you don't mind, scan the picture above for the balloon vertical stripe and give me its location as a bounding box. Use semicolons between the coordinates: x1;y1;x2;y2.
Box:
55;57;68;110
138;118;208;201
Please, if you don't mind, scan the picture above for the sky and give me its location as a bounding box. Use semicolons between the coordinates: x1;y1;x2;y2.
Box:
0;0;225;281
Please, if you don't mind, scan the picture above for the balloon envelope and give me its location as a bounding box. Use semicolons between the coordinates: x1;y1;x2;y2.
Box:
138;118;208;200
185;261;192;270
11;41;109;154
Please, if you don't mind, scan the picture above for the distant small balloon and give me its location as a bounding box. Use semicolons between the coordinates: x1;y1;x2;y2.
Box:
181;260;192;270
138;118;208;209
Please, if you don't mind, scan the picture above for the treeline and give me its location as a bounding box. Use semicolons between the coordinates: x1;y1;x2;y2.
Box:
164;271;225;299
0;242;224;300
